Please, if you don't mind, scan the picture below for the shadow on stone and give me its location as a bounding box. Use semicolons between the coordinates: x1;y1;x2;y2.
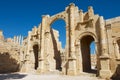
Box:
0;52;20;73
0;73;27;80
110;64;120;80
50;28;62;71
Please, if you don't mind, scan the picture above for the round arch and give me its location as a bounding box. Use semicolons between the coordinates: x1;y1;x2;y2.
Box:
50;16;66;26
47;12;68;49
75;32;100;75
75;32;98;44
44;13;68;71
32;41;39;47
49;12;67;26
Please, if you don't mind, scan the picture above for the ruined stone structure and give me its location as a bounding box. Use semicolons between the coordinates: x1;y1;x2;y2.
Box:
0;30;23;73
19;3;120;79
0;3;120;79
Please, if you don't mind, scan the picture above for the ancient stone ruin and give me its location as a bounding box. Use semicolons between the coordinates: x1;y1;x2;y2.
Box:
0;3;120;79
0;30;23;73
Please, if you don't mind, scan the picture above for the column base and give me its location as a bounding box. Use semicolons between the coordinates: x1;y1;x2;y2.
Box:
100;70;111;79
67;58;76;76
99;55;111;79
37;58;44;74
36;68;44;74
67;69;76;76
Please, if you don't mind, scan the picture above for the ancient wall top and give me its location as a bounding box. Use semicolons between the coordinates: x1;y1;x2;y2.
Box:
106;16;120;25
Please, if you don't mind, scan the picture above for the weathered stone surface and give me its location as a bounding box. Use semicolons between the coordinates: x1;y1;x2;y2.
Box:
0;3;120;79
0;30;22;73
19;3;120;79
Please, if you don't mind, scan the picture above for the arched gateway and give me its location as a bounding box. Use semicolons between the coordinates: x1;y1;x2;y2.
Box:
20;3;120;79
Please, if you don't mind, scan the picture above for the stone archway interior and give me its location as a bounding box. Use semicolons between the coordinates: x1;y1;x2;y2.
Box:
33;44;39;70
81;35;97;73
50;19;66;71
90;41;97;70
117;40;120;53
50;19;66;49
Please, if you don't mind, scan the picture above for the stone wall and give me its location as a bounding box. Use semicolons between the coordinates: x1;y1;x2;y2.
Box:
0;3;120;79
19;4;120;79
0;32;21;73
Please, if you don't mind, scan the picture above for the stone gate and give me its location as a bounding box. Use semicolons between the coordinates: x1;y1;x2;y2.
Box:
20;3;120;79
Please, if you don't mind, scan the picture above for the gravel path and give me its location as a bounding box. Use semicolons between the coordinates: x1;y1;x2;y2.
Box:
0;73;105;80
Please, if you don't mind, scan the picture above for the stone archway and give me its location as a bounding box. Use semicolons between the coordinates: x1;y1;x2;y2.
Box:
33;44;39;70
80;35;96;73
40;11;69;72
75;32;100;76
50;19;66;71
39;3;78;74
18;3;115;78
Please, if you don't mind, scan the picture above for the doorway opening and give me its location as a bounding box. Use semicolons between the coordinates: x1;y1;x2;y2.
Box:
51;19;66;49
50;19;66;71
81;35;97;74
33;44;39;70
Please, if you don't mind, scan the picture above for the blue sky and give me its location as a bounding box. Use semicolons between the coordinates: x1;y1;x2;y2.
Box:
0;0;120;50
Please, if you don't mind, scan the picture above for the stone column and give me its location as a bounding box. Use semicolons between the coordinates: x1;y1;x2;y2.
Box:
29;49;35;71
79;10;83;22
99;16;109;57
67;3;76;75
19;35;21;45
21;36;23;45
95;41;100;76
37;15;49;73
24;54;30;72
88;6;94;19
114;41;120;59
13;36;16;44
99;16;111;78
27;31;31;55
24;31;31;72
16;36;19;44
45;32;50;71
75;41;83;74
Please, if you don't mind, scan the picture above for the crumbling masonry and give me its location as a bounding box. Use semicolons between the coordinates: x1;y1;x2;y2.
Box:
0;3;120;79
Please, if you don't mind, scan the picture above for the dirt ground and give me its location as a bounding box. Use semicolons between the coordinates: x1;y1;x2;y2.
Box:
0;72;106;80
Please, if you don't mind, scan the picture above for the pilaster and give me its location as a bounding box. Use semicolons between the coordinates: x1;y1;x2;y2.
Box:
67;3;76;75
99;16;111;78
75;41;83;74
114;41;120;59
79;10;83;22
37;15;49;73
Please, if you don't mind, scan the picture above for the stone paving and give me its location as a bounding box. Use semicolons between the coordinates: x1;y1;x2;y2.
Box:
0;72;106;80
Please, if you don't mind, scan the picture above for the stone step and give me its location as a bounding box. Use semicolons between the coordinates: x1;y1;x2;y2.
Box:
42;70;62;75
78;72;97;77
